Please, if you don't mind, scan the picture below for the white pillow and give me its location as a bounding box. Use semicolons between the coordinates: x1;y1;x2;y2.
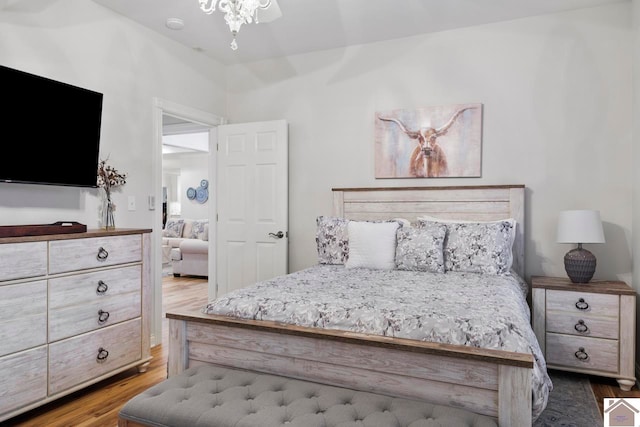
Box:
345;221;400;270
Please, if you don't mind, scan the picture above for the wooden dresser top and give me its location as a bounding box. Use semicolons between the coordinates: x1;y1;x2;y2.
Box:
0;228;152;244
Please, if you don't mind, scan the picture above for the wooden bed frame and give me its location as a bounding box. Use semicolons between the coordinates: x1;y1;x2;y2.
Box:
167;185;534;426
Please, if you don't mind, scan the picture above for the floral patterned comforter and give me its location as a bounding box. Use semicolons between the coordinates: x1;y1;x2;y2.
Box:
203;265;552;419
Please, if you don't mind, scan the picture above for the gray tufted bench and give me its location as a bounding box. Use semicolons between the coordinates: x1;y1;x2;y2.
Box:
118;365;498;427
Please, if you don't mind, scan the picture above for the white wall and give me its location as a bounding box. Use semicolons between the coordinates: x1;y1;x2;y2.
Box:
226;4;633;282
163;152;210;220
0;0;226;230
0;0;226;347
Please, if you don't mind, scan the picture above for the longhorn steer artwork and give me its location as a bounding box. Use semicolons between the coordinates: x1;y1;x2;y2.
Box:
375;103;482;178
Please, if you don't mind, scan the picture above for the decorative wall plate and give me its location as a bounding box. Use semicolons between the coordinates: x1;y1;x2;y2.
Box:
186;187;196;200
200;179;209;189
196;187;208;203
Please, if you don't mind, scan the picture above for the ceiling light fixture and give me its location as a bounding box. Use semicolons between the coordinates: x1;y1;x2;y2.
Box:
166;18;185;30
198;0;272;51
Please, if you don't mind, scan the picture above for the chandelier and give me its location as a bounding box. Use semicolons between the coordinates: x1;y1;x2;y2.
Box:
199;0;272;50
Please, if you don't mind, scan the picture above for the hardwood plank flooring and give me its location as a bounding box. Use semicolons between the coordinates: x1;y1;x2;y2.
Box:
591;375;640;417
2;271;637;426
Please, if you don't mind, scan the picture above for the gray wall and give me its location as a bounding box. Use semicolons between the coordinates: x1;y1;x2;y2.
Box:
225;4;633;284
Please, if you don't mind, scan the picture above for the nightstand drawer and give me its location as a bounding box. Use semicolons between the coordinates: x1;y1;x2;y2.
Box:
546;311;618;339
546;289;619;317
49;235;142;274
546;333;618;373
49;318;141;395
546;289;618;339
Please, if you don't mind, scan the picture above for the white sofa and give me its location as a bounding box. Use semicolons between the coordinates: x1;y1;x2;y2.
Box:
162;218;209;277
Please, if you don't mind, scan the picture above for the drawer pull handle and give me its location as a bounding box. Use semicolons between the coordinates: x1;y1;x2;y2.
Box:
574;347;589;361
574;320;589;333
97;309;110;324
96;280;109;295
575;298;589;310
96;247;109;261
97;347;109;363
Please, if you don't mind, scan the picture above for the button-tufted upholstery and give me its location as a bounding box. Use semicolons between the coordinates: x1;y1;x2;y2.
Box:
119;365;497;427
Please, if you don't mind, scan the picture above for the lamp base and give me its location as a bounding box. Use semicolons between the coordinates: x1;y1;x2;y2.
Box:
564;246;596;283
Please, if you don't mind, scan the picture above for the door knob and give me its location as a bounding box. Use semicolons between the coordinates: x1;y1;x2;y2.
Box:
269;231;284;239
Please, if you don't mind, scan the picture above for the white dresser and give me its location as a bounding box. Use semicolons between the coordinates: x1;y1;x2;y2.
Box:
532;276;636;391
0;228;152;422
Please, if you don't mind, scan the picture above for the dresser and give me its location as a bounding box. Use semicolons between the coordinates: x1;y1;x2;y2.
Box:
532;276;636;390
0;228;152;422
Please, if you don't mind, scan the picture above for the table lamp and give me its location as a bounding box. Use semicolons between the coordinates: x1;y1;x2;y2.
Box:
556;210;605;283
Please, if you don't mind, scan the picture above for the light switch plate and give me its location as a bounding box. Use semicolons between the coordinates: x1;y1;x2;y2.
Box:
128;196;136;211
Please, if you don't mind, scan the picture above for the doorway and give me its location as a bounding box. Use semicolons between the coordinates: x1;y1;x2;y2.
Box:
151;98;223;346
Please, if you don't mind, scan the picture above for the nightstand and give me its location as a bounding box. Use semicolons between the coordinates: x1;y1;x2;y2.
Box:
532;276;636;390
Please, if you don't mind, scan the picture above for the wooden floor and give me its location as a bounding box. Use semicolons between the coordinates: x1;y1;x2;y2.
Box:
3;271;637;426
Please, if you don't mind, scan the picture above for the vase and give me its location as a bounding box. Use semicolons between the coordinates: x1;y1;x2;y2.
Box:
102;199;115;230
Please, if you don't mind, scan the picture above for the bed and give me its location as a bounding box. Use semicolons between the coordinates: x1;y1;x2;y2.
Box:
166;185;551;426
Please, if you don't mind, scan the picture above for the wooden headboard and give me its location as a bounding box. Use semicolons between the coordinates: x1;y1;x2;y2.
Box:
332;185;525;277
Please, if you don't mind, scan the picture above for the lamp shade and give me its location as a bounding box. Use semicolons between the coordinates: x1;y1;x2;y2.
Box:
556;210;605;244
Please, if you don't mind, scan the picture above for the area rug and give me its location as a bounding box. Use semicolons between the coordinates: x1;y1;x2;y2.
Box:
534;370;602;427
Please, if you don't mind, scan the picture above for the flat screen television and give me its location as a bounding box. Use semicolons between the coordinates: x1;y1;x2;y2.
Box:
0;65;103;187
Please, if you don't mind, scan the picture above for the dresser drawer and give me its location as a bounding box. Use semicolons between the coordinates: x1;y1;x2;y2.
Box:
48;266;142;342
0;242;47;281
49;234;142;274
0;346;47;415
546;333;618;373
49;318;142;395
0;280;47;357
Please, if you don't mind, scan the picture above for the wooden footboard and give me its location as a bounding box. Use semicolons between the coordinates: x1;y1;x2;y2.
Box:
167;310;533;427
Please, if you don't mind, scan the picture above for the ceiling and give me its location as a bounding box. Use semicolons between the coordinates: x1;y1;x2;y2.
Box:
93;0;625;66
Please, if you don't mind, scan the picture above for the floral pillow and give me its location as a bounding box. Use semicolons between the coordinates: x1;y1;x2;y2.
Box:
395;222;447;273
316;216;350;264
164;219;185;238
418;219;515;274
189;220;208;240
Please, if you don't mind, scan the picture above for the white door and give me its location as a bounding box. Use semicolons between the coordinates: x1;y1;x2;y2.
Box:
216;119;288;296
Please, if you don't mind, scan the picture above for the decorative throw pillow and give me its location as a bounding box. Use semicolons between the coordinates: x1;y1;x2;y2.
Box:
202;223;209;241
164;219;185;238
421;219;515;274
316;216;350;264
190;220;208;240
395;222;447;273
345;221;400;270
416;214;516;228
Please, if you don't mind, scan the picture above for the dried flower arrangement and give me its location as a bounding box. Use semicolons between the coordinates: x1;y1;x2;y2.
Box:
97;157;128;202
97;157;127;229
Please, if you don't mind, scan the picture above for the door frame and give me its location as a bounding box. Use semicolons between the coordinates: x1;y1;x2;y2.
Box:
151;98;224;346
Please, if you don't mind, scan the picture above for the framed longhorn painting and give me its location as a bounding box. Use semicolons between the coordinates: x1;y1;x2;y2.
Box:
374;103;483;178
